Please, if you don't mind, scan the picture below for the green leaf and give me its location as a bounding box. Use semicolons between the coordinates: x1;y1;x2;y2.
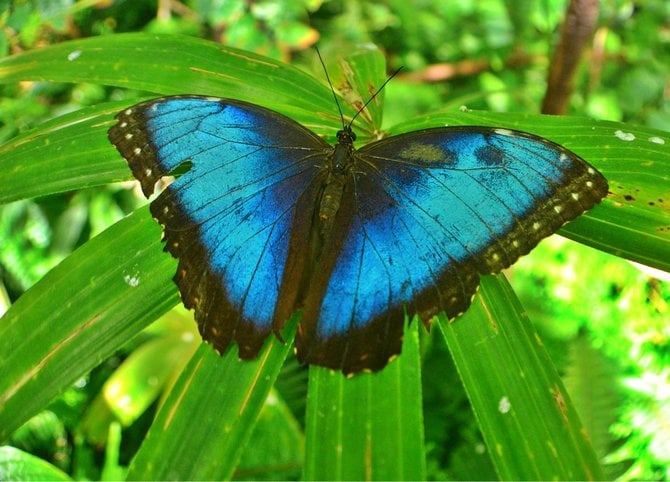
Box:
0;446;71;481
127;321;295;481
562;334;621;469
320;44;388;132
0;102;131;203
303;321;426;480
102;331;199;426
101;422;127;481
438;274;605;480
0;208;179;441
235;388;304;480
0;33;342;133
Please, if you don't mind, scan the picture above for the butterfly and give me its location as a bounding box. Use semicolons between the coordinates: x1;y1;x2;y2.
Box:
108;94;608;375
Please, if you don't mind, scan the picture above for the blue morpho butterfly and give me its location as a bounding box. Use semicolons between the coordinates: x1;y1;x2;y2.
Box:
108;69;608;375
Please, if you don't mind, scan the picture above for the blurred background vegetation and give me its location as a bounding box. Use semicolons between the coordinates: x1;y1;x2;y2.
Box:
0;0;669;480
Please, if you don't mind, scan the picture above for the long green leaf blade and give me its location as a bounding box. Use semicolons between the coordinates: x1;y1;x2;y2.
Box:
438;274;605;480
0;33;340;130
0;446;72;481
0;102;131;203
0;209;178;440
304;322;425;480
127;323;295;481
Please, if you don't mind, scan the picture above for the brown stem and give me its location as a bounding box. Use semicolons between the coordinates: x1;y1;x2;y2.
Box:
542;0;600;114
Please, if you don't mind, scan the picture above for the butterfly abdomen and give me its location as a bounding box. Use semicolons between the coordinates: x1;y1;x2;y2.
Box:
318;173;347;233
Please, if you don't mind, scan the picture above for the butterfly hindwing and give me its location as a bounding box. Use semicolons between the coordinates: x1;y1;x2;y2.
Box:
109;96;330;357
296;127;608;373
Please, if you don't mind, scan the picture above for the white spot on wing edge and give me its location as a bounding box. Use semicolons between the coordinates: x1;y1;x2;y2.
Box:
67;50;82;61
498;396;511;414
649;136;665;145
614;129;635;141
494;128;514;136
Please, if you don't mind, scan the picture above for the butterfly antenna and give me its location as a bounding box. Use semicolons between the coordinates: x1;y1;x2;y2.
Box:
347;65;403;129
316;46;403;131
316;46;347;130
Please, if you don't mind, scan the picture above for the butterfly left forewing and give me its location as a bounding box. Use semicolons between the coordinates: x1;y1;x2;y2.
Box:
109;96;331;358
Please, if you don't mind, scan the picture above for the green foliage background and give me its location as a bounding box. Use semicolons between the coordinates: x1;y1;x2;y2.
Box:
0;0;669;480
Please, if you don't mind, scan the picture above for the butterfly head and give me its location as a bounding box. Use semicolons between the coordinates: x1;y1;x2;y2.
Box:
336;126;356;144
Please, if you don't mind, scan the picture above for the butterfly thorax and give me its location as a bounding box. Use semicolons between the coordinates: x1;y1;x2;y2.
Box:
332;127;356;172
317;127;357;233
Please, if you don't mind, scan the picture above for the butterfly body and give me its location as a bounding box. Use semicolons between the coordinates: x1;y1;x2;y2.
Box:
109;95;608;374
315;132;354;240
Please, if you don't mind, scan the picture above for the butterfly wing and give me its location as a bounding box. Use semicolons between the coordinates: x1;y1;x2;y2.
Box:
297;127;608;374
109;96;330;357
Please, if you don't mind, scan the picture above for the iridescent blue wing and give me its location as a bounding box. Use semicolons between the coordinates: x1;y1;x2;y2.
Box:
109;96;329;357
296;127;608;373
